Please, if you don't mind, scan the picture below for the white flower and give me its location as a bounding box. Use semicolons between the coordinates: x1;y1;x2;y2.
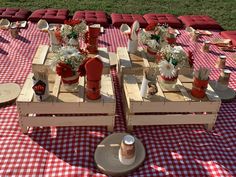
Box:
51;46;85;72
73;21;87;35
158;60;177;79
140;29;151;45
147;40;160;51
61;24;72;37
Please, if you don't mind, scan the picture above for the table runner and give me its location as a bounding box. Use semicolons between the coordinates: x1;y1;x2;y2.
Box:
0;23;236;176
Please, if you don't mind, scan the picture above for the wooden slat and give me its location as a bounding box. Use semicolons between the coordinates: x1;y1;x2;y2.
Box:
21;115;114;127
129;114;217;125
139;47;150;68
123;75;143;102
176;79;191;101
131;101;220;113
78;76;85;102
52;75;61;98
32;45;49;65
17;73;34;102
17;102;115;114
108;52;118;66
98;47;110;67
117;47;132;68
100;74;115;102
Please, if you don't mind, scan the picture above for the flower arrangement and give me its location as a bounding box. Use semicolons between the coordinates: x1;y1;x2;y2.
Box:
158;45;188;81
140;23;168;52
140;23;178;53
52;46;85;78
55;19;87;45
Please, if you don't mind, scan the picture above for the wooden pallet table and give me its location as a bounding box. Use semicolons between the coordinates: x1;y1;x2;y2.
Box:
32;45;117;74
123;73;221;131
17;73;115;133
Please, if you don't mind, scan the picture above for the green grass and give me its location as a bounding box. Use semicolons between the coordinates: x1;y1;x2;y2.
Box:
2;0;236;30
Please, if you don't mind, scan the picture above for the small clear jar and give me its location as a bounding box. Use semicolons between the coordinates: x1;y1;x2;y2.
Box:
202;40;210;52
215;55;226;69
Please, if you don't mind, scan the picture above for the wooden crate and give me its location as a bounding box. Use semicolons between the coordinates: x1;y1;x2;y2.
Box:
123;73;221;131
17;73;116;133
32;45;118;74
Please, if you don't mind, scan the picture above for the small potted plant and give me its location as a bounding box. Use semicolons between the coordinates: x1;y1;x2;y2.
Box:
51;46;86;90
191;67;210;98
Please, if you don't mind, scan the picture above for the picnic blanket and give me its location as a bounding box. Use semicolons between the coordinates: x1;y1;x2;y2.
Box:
0;23;236;176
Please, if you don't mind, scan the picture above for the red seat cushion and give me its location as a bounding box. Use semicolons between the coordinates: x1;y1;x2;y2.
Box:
28;9;69;23
0;8;31;21
143;14;183;28
220;31;236;46
73;10;109;27
111;13;148;28
178;15;223;30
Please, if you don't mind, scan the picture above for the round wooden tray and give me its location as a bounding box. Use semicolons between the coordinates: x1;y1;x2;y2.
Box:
209;81;236;102
0;83;21;106
94;133;145;177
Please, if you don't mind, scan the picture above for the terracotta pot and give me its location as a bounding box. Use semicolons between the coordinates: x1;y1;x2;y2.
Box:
166;37;177;45
191;77;209;98
87;37;98;45
88;25;100;37
86;80;101;100
61;73;79;85
86;44;98;54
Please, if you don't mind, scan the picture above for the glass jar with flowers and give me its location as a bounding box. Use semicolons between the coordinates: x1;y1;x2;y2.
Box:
55;19;87;48
51;46;86;90
158;45;188;90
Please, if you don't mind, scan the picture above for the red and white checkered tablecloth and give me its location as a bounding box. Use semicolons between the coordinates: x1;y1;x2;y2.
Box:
0;23;236;177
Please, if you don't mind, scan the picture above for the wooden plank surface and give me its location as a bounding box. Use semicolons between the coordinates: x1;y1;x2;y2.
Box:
17;73;34;102
129;114;217;125
98;47;110;67
100;74;115;102
32;45;49;65
123;75;143;102
21;115;114;127
108;52;118;66
117;47;132;68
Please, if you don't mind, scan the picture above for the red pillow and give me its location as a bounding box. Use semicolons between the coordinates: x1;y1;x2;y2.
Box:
0;8;31;21
143;14;183;28
220;31;236;46
73;11;109;27
111;13;148;28
28;9;69;23
178;15;223;30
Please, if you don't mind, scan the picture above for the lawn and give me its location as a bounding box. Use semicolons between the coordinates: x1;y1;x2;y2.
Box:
2;0;236;30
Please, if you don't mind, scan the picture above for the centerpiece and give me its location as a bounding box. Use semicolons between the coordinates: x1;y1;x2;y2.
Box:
55;19;87;47
157;45;188;89
140;23;178;61
51;46;86;90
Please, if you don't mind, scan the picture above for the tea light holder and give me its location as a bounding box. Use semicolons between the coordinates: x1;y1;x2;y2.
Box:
216;69;231;91
118;135;136;165
215;55;226;69
191;31;200;42
10;27;19;38
202;40;210;52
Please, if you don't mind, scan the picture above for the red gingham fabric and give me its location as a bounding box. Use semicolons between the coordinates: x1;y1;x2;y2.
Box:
1;23;236;177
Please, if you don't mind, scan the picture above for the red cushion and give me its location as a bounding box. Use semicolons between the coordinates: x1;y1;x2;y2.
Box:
143;14;183;28
178;15;223;30
28;9;69;23
220;31;236;46
111;13;148;28
73;10;109;27
0;8;31;21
